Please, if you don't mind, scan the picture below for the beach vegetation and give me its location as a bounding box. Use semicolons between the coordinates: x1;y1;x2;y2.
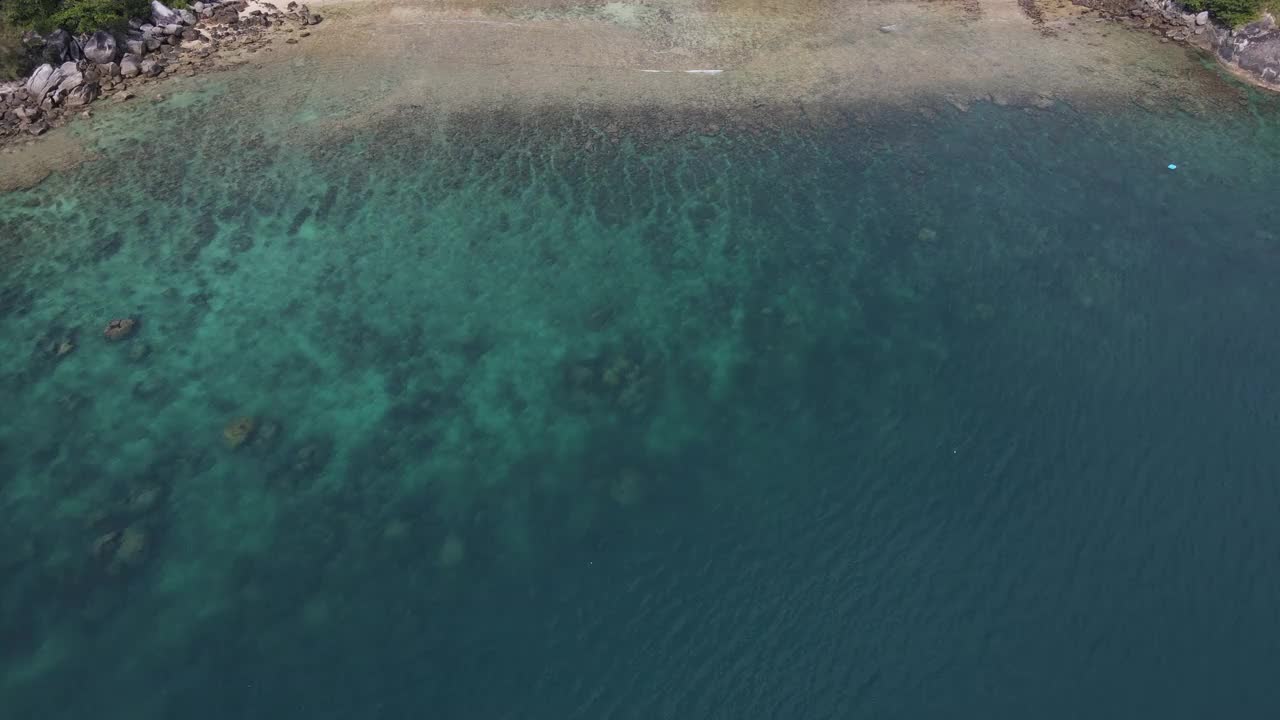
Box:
1181;0;1266;27
2;0;148;33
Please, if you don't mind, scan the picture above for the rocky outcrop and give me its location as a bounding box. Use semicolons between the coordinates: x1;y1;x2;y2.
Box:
83;31;120;65
1081;0;1280;91
1216;15;1280;85
2;0;326;147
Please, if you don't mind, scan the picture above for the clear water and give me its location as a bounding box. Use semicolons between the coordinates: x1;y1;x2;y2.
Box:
2;64;1280;718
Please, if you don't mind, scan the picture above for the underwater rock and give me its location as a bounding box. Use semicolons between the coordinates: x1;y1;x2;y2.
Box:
437;533;465;568
126;486;164;515
610;469;645;507
253;418;282;447
127;341;152;362
91;525;148;575
83;32;120;65
103;317;137;341
223;416;256;449
289;438;333;478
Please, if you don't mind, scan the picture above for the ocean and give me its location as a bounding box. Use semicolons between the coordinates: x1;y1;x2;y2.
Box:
2;51;1279;718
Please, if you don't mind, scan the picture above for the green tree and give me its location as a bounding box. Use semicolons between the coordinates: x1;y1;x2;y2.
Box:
1182;0;1265;26
2;0;150;33
3;0;64;33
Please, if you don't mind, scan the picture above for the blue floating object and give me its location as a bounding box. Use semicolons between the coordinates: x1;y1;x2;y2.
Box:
1168;164;1178;170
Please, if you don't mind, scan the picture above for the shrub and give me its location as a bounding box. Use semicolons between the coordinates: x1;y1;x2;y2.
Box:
3;0;149;33
49;0;149;33
1182;0;1265;26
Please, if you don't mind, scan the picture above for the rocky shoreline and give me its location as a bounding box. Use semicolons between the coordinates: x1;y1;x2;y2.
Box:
1076;0;1280;89
0;0;322;148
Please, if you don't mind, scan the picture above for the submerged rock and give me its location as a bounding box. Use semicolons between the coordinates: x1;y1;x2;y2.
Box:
103;317;137;341
224;416;256;449
92;525;148;575
437;533;465;568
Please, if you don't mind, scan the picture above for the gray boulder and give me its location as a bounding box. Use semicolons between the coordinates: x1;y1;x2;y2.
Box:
65;83;100;108
180;9;198;25
42;29;83;64
83;31;120;65
126;38;147;56
1217;19;1280;85
120;54;143;78
164;23;183;35
151;0;182;25
140;58;164;77
56;63;85;94
25;64;66;100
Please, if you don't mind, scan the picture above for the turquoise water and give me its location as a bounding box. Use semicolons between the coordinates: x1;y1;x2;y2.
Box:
2;73;1280;717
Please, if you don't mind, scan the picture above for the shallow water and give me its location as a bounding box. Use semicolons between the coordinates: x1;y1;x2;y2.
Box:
2;62;1280;718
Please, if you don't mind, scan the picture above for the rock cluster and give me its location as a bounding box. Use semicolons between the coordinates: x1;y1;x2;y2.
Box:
1081;0;1280;89
0;0;323;146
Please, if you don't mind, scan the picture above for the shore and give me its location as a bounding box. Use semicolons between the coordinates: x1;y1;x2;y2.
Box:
0;0;1257;192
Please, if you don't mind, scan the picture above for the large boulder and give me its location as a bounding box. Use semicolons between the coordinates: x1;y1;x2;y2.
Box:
83;31;120;65
42;29;83;64
120;54;143;78
55;63;85;94
24;64;66;100
125;38;147;57
140;58;164;77
151;1;183;26
179;9;198;25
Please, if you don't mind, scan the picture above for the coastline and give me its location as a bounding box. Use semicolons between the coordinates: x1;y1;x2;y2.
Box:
0;0;1261;194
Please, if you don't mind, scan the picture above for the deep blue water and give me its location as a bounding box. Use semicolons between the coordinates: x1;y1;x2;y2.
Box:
1;80;1279;717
